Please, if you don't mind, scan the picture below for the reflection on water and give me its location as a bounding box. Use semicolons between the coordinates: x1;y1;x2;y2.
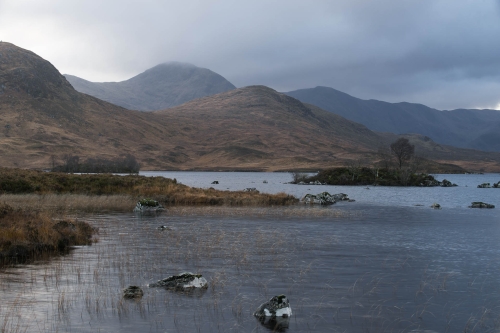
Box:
1;172;500;332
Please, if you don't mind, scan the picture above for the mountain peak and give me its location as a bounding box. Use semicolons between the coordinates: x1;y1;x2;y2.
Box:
66;62;236;111
0;42;76;99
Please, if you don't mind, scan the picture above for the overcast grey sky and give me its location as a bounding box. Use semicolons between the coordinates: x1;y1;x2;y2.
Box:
1;0;500;110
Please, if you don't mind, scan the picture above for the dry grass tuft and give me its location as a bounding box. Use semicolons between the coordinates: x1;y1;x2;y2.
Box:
0;203;96;266
0;194;136;213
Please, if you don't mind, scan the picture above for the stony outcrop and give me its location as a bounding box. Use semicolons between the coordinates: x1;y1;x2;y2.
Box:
254;295;292;318
123;286;144;299
422;179;458;187
133;199;164;213
296;180;325;185
469;202;495;208
301;192;350;205
440;179;458;187
149;272;208;291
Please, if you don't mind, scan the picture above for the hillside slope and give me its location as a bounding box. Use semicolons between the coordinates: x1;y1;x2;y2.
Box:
65;62;236;111
286;86;500;152
1;42;500;172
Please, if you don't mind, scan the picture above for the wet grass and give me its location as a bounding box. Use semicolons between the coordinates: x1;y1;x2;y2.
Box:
0;167;298;269
0;203;95;267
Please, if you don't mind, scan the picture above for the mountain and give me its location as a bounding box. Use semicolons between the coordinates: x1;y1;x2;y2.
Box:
65;62;236;111
286;86;500;152
152;85;386;170
0;42;176;169
1;42;500;172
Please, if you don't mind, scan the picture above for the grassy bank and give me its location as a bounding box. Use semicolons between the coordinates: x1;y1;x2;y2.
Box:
0;167;297;206
0;203;95;266
0;167;298;266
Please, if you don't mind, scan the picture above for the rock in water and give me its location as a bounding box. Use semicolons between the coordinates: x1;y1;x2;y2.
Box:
477;183;491;188
133;198;165;213
149;272;208;291
469;202;495;208
431;203;441;209
254;295;292;318
123;285;144;299
301;192;350;205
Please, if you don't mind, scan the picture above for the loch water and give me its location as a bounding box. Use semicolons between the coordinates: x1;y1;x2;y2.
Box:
1;172;500;333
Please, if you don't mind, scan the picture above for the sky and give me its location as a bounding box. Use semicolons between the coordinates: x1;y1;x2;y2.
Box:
1;0;500;110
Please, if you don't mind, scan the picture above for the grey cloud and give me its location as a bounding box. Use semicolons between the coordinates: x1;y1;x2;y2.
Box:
1;0;499;110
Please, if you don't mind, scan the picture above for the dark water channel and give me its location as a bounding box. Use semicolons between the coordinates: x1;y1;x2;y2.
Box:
1;173;500;332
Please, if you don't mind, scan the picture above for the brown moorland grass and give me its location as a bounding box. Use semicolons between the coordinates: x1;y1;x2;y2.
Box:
0;203;95;266
0;168;298;266
0;168;298;207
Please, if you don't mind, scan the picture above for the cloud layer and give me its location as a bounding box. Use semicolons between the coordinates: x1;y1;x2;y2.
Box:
1;0;499;110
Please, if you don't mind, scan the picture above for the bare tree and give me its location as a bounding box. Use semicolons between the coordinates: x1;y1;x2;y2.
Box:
62;154;80;173
390;138;415;169
347;159;363;182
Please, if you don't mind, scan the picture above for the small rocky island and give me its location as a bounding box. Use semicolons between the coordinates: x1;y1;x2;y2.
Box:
294;167;457;187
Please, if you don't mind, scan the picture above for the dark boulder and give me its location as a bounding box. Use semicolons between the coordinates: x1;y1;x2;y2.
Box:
123;285;144;299
469;202;495;208
149;272;208;290
254;295;292;318
301;192;350;205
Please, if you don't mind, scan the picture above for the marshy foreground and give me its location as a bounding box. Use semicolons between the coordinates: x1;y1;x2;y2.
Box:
1;170;500;332
0;168;297;266
2;206;500;332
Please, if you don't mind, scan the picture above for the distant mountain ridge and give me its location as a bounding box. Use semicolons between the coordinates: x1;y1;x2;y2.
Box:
65;62;236;111
2;41;500;172
286;86;500;152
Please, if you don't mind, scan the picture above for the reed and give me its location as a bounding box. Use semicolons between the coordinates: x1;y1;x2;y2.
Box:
0;203;95;266
0;194;136;213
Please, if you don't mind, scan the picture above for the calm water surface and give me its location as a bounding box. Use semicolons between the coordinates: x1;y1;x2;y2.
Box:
1;172;500;332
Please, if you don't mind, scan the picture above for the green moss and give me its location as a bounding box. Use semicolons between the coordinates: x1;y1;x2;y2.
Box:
138;198;160;207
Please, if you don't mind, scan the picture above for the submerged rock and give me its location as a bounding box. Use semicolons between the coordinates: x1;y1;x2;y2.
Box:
133;198;164;213
157;225;171;231
254;295;292;318
123;285;144;299
469;202;495;208
301;192;350;205
256;316;290;331
149;272;208;291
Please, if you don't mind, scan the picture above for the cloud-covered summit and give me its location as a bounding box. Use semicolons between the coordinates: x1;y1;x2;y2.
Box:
1;0;499;110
